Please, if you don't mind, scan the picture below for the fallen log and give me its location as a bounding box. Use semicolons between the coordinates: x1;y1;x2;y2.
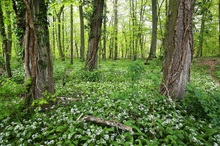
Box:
82;115;134;134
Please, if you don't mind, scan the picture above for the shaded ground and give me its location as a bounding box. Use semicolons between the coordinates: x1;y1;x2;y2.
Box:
197;57;220;84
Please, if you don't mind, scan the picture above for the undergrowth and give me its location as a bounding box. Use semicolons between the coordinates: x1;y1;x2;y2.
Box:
0;59;220;145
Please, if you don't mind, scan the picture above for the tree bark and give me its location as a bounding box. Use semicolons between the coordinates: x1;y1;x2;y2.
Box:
0;1;12;77
57;5;65;61
219;0;220;56
85;0;104;71
70;4;74;64
13;0;54;104
113;0;118;60
146;0;158;63
161;0;194;100
79;0;85;61
102;1;107;61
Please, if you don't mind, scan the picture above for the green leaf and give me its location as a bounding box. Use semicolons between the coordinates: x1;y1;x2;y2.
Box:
56;125;67;133
47;135;57;140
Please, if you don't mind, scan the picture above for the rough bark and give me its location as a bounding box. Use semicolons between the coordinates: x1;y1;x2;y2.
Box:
161;0;194;100
85;0;104;71
13;0;54;103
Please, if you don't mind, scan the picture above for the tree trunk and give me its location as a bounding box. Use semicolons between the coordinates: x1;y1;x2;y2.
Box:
102;1;107;61
0;2;12;77
113;0;118;60
85;0;104;71
0;1;12;77
196;13;205;57
13;0;54;104
70;4;74;64
219;0;220;56
79;0;85;61
57;5;65;61
161;0;194;100
146;0;158;63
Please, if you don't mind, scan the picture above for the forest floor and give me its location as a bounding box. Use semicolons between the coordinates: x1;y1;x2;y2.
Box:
196;57;220;84
0;58;220;145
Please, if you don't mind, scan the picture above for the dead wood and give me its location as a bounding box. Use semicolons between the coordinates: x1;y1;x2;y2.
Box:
82;115;134;134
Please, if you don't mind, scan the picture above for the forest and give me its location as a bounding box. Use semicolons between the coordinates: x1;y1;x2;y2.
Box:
0;0;220;145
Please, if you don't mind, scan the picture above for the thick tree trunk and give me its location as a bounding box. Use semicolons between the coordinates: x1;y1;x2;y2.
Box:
79;0;85;61
85;0;104;71
146;0;158;62
161;0;194;100
13;0;54;104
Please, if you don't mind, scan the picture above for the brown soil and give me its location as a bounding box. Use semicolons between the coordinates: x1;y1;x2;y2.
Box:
197;58;220;84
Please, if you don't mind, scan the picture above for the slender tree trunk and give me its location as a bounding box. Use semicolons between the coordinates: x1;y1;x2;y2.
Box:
85;0;104;71
218;0;220;56
146;0;158;63
161;0;194;100
52;14;56;57
13;0;54;104
130;0;136;60
0;2;12;77
196;13;205;57
70;4;74;64
102;1;107;60
113;0;118;60
75;41;79;58
79;0;85;61
57;5;65;61
62;10;65;56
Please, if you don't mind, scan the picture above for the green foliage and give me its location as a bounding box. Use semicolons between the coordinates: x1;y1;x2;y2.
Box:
127;60;145;81
1;59;220;145
183;84;220;126
32;91;57;108
0;78;26;120
78;69;102;82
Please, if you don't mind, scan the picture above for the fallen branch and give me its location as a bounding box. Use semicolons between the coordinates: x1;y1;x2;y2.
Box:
82;115;134;134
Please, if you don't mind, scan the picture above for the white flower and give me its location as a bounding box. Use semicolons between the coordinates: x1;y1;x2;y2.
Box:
104;134;109;140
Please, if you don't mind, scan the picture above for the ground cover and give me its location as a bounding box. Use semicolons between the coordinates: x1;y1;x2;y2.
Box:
0;59;220;145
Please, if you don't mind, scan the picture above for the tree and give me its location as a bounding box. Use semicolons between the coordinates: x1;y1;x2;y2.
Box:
102;0;107;60
161;0;194;100
0;1;12;77
13;0;54;104
70;4;74;64
79;0;85;61
85;0;104;71
218;0;220;56
146;0;158;63
56;5;65;61
113;0;118;60
196;0;212;57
